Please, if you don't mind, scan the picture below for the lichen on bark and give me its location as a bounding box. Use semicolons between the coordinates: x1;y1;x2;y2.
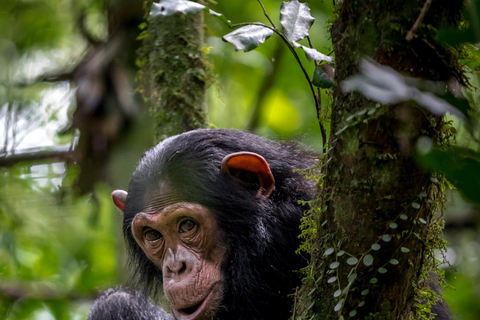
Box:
138;0;208;143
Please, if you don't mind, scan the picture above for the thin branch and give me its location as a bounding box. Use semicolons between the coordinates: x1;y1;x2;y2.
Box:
0;146;75;167
406;0;433;41
256;0;277;29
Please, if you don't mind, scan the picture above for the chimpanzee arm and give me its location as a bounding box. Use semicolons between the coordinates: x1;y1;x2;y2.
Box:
89;288;174;320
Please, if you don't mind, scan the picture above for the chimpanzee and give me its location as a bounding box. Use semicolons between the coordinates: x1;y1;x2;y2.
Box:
89;129;452;320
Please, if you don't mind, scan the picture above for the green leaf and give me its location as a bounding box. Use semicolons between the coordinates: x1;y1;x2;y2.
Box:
330;261;340;269
348;273;357;283
358;301;365;307
390;259;399;265
401;247;410;253
223;25;273;52
327;276;337;283
370;278;378;284
334;289;342;297
325;247;335;255
279;0;315;43
389;222;398;229
378;267;387;274
334;299;344;311
361;289;369;295
412;202;420;209
363;255;373;266
347;257;358;265
400;214;408;220
313;67;334;88
295;43;334;63
371;243;381;251
349;310;357;317
382;234;392;242
337;250;345;256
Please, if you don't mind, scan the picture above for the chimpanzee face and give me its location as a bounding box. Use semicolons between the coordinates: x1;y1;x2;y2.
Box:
111;151;275;320
131;201;226;320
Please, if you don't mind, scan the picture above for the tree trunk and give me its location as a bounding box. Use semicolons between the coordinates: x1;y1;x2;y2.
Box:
139;1;208;143
296;1;464;319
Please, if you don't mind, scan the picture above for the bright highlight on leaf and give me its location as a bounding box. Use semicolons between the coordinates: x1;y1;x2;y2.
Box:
150;0;232;27
280;0;315;43
223;25;273;52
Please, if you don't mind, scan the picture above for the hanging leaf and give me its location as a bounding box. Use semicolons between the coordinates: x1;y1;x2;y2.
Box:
294;43;334;63
325;247;335;255
347;257;359;265
401;247;410;253
400;214;408;220
341;59;468;119
337;250;345;256
223;25;273;52
370;278;378;284
327;276;337;283
371;243;381;251
313;67;334;88
334;289;342;297
389;222;398;229
279;0;315;43
348;273;357;283
330;261;340;269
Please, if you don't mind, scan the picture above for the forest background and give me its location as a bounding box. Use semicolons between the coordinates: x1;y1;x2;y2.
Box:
1;0;480;319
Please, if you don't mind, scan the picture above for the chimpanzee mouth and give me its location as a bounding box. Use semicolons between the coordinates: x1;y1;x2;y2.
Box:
173;291;211;320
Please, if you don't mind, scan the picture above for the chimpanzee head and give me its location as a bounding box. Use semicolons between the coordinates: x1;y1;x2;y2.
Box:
111;129;315;320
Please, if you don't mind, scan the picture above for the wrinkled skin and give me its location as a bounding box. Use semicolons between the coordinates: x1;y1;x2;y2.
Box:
131;202;226;320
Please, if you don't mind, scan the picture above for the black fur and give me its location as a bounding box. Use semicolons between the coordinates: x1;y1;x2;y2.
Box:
89;129;452;320
122;129;315;320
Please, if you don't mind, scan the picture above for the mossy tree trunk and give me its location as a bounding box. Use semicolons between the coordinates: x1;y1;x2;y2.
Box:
296;1;464;319
139;0;208;143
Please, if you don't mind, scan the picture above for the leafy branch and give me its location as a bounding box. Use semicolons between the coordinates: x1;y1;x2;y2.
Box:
150;0;334;152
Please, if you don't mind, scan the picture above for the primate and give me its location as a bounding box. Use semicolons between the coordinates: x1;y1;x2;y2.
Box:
89;129;452;320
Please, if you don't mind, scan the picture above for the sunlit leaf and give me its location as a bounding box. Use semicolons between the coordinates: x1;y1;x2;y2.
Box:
150;0;232;27
150;0;205;17
223;25;273;52
279;0;315;43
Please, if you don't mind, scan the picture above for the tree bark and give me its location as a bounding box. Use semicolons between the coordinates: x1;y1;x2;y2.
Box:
297;0;465;319
139;1;208;143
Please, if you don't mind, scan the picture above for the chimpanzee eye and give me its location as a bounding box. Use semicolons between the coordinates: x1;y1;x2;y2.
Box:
179;219;196;233
144;229;162;241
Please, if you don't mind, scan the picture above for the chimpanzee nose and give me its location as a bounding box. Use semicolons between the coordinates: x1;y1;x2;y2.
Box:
163;247;195;281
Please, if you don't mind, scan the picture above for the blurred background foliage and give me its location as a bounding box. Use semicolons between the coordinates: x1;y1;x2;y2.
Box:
0;0;480;319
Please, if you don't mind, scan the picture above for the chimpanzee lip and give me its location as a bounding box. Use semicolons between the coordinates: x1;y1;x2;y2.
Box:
172;290;213;320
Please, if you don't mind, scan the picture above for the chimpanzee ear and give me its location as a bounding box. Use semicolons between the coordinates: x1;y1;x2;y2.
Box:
221;152;275;198
112;190;128;212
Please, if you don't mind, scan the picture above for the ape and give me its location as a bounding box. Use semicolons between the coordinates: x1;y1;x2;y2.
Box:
89;129;452;320
91;129;316;320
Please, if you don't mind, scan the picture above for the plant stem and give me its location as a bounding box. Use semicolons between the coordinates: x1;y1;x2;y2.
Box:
256;0;276;29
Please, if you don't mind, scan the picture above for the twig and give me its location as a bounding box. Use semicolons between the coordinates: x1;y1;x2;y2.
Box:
0;146;75;167
406;0;433;41
256;0;277;29
292;286;299;319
